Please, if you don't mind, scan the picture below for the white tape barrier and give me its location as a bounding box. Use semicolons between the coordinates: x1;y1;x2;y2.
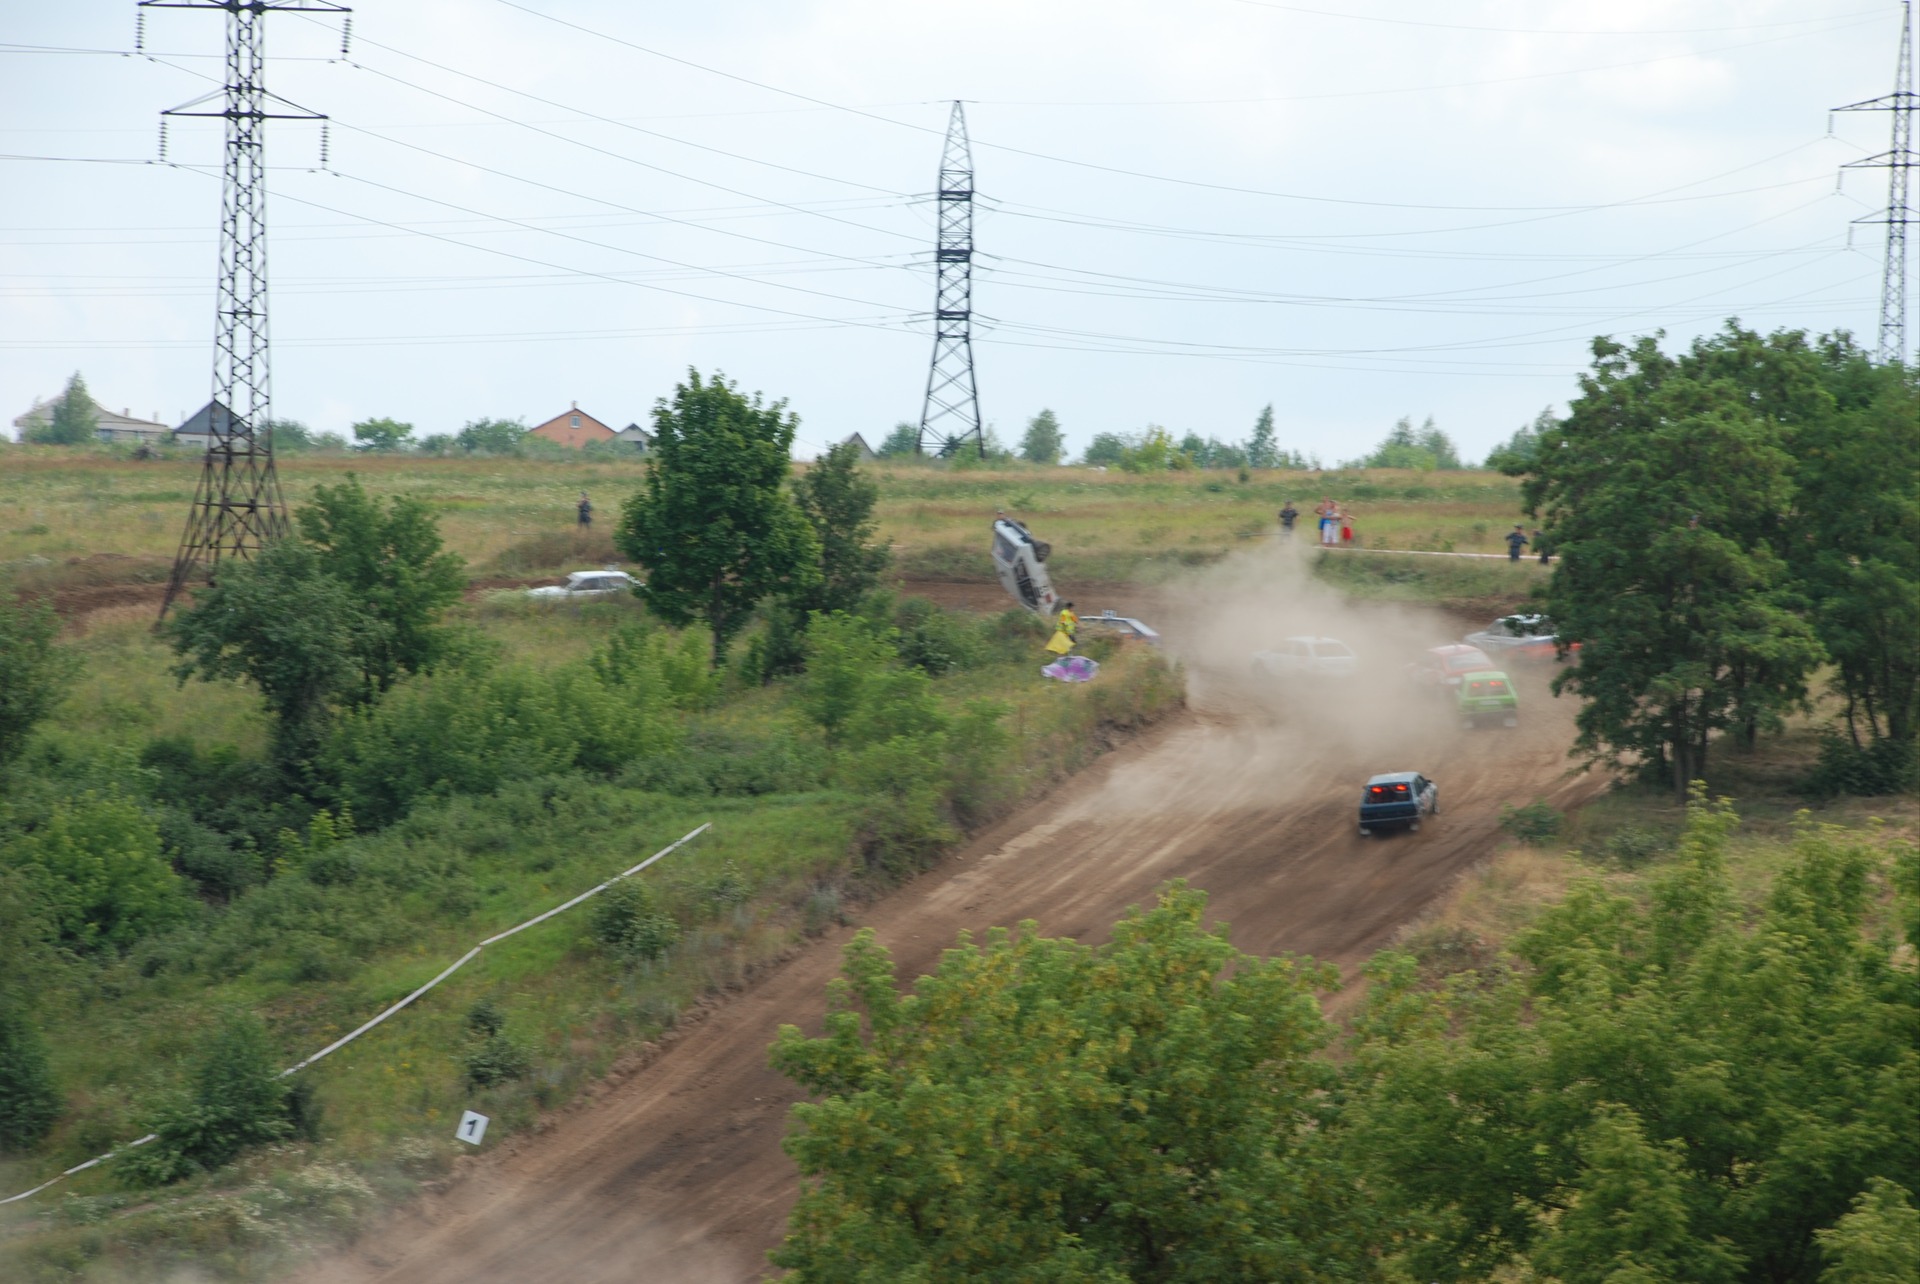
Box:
0;823;710;1207
1324;545;1538;562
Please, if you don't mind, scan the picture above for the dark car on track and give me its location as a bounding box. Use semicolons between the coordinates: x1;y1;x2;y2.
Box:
1358;772;1439;836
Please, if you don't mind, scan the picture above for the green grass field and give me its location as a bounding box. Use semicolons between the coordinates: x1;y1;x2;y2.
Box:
1;446;1534;597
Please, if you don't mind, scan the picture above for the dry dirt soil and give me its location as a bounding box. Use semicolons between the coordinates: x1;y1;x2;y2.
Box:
291;557;1599;1284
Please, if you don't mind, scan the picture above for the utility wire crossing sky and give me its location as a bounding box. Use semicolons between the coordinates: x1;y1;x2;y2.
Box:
0;0;1907;462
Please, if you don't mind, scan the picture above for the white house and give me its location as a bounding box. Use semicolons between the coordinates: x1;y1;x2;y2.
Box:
12;394;171;444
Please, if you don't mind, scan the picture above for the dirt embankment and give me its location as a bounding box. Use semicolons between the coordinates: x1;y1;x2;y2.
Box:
292;545;1596;1284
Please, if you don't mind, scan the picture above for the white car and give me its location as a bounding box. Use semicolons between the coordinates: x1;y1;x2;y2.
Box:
1464;613;1565;663
526;570;641;600
1251;636;1359;679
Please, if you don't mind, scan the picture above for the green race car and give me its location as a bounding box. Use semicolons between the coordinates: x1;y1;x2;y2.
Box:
1457;670;1519;728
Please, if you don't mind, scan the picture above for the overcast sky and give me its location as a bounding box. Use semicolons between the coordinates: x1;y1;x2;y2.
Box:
1;1;1909;461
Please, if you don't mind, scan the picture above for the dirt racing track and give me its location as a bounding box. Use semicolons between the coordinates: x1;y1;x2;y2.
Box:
294;589;1598;1284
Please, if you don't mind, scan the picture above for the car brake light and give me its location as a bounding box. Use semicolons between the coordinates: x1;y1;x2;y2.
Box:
1393;784;1408;793
1369;786;1384;795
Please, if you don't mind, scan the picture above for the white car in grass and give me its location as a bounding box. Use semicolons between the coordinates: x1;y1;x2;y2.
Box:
1251;636;1360;679
526;570;641;601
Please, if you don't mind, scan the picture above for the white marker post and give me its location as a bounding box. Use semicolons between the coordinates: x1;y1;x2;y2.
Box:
456;1110;490;1146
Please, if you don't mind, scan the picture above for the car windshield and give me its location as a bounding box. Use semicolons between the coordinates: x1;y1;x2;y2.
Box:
1448;653;1489;672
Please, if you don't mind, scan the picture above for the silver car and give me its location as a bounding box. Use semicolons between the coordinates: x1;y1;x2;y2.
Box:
1464;613;1562;663
1251;636;1359;679
526;570;641;600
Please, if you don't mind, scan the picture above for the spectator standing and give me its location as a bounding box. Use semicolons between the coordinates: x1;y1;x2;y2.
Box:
1279;501;1298;536
1505;524;1529;561
577;491;593;528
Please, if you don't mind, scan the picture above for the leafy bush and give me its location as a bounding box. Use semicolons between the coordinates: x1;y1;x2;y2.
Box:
1498;798;1562;844
0;1003;61;1152
1602;825;1670;868
462;1035;531;1090
621;724;822;797
893;597;986;675
120;1012;292;1185
323;656;678;826
3;793;191;952
0;597;77;776
1806;732;1918;797
589;878;679;963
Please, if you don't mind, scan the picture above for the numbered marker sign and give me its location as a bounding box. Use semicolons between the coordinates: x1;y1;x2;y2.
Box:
456;1110;490;1146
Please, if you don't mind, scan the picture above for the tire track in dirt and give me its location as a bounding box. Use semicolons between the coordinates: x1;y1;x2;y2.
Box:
291;643;1597;1284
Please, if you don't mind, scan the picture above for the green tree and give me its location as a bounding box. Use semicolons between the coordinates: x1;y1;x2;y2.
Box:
1789;339;1920;749
798;612;897;746
1486;407;1554;474
1018;408;1064;464
1345;793;1920;1283
0;1002;61;1153
1414;415;1464;469
164;538;388;762
791;439;890;616
1528;1106;1739;1284
615;370;819;667
770;884;1376;1282
1246;402;1279;469
350;416;413;452
876;422;920;457
454;416;528;455
1082;430;1128;466
3;793;190;953
296;475;468;695
0;598;76;777
265;418;316;451
1523;330;1824;795
23;372;99;445
1817;1179;1920;1284
1356;416;1439;470
124;1011;292;1184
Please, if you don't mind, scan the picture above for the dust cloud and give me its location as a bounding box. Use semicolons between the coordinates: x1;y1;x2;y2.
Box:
1062;536;1501;826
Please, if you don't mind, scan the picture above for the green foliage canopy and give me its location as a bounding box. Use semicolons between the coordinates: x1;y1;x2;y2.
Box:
0;1003;61;1153
453;417;529;455
1345;793;1920;1283
877;422;919;457
1246;402;1278;469
771;884;1375;1282
350;416;413;453
1524;328;1827;795
1018;408;1064;464
792;439;890;617
0;598;76;777
296;475;468;695
615;370;819;666
3;792;190;953
23;372;98;445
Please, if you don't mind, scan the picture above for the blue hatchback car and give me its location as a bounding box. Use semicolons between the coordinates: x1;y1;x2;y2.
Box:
1359;772;1439;836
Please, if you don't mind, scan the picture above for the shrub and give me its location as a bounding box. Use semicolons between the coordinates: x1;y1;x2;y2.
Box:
1806;732;1918;797
462;1035;531;1090
121;1011;292;1184
0;1003;61;1152
893;597;986;675
1499;799;1562;845
0;597;78;776
466;998;506;1038
1602;826;1670;868
589;878;679;963
621;724;822;797
4;793;191;953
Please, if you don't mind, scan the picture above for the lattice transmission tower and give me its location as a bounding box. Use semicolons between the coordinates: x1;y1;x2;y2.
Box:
916;100;983;457
1834;0;1918;365
147;0;349;617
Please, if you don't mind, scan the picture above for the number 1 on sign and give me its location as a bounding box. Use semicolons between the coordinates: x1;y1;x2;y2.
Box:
456;1110;489;1145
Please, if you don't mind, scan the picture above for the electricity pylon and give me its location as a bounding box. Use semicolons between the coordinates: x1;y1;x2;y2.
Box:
148;0;349;617
1834;0;1918;365
916;101;984;458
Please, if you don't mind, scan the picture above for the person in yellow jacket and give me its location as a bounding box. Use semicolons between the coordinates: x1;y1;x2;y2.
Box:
1046;602;1079;655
